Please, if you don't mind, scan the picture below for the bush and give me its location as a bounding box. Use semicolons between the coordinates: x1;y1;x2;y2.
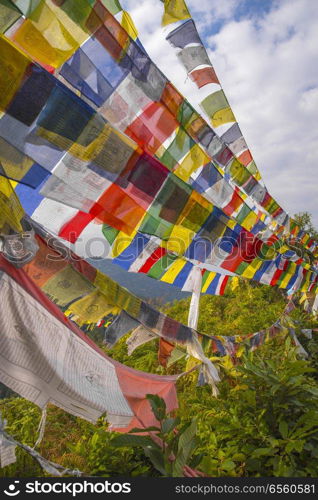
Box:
1;281;318;477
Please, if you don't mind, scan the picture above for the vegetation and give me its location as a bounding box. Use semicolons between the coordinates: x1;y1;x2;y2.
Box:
1;204;317;478
289;211;318;264
1;278;318;478
294;211;318;240
111;394;203;477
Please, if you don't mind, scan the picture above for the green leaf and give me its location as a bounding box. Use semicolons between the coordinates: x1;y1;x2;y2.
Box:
189;452;205;469
161;417;180;435
173;418;198;476
143;446;166;476
286;440;305;454
279;421;289;439
305;386;318;397
146;394;166;421
246;458;262;472
178;419;197;454
222;460;236;471
173;437;199;477
232;453;246;461
90;433;99;448
251;447;275;458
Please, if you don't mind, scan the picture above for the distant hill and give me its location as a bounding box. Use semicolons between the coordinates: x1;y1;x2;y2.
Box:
87;258;191;304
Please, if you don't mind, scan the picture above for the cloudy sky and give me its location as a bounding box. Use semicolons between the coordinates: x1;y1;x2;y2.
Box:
121;0;318;228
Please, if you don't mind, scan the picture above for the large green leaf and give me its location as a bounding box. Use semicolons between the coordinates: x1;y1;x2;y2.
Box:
146;394;166;421
143;446;167;476
251;447;275;458
161;417;180;435
279;421;289;439
173;419;198;476
189;452;205;469
222;460;236;471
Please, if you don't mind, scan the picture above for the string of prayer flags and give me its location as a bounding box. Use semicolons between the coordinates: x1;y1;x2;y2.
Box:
0;1;317;292
22;224;316;366
26;209;318;299
161;0;318;256
1;1;315;259
0;13;281;254
27;197;317;296
0;253;179;432
19;228;220;384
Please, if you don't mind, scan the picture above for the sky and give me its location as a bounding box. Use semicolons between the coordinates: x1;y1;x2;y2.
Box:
121;0;318;228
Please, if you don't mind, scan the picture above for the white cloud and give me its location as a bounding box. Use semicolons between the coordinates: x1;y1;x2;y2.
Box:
121;0;318;228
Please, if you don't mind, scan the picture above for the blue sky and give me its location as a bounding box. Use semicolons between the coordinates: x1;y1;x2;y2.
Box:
121;0;318;230
200;0;275;36
233;0;274;21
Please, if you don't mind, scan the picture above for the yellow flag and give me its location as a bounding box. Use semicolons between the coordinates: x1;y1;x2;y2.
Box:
211;107;236;127
94;271;141;317
166;225;194;254
162;0;191;26
174;144;210;182
0;35;30;111
231;277;239;291
112;229;137;258
121;11;138;40
65;290;119;325
11;6;80;69
160;258;187;284
0;177;24;232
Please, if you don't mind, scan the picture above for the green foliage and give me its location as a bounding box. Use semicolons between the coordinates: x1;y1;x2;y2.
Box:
107;335;162;373
0;400;154;478
177;338;318;477
290;212;318;263
0;399;42;477
111;394;201;477
293;212;318;240
1;281;318;477
163;281;284;338
65;428;155;477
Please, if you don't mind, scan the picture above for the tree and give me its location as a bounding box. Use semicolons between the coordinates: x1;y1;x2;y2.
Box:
294;212;318;240
290;212;318;264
